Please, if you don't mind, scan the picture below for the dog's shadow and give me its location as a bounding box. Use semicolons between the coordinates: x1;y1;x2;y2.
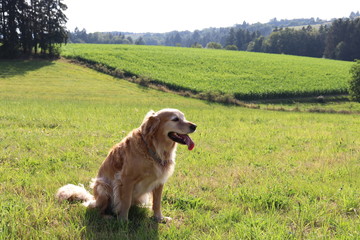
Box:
83;206;159;240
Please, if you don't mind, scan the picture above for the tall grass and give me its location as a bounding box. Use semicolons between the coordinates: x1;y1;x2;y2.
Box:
1;60;359;239
62;44;353;100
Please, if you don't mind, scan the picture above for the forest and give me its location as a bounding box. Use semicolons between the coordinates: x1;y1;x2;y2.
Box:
257;18;360;61
69;12;360;61
0;0;68;58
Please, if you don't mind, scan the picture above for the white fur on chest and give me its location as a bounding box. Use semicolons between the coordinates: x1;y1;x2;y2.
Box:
133;163;175;199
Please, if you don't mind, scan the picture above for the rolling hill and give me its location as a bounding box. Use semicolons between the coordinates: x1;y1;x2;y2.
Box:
62;44;353;100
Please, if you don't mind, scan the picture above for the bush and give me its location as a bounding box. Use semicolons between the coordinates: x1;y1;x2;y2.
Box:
49;44;62;58
206;42;222;49
225;45;238;51
349;60;360;102
191;43;203;48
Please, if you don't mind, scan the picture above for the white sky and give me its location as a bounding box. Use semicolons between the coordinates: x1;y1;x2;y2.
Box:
62;0;359;33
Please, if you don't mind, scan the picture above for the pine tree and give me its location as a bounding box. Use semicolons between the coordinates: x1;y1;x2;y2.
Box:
225;28;236;47
0;0;67;58
0;0;20;56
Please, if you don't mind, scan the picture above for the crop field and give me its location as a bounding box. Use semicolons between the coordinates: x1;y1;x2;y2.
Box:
62;44;353;100
1;59;359;239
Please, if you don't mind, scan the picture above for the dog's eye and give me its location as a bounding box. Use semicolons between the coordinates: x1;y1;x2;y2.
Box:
172;117;179;122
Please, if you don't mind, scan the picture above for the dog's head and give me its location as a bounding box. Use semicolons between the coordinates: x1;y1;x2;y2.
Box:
141;108;197;150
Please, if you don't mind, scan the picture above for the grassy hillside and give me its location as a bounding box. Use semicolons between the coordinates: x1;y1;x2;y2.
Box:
1;60;360;239
62;44;353;100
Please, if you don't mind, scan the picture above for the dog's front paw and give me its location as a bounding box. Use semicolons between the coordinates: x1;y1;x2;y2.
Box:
153;215;172;223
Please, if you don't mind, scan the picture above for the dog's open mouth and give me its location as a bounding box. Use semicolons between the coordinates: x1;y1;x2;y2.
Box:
168;132;195;150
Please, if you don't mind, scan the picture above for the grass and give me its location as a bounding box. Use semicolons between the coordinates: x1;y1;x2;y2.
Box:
1;59;360;239
62;44;353;100
255;95;360;114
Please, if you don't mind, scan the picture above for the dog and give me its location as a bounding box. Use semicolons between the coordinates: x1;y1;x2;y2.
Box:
56;108;197;222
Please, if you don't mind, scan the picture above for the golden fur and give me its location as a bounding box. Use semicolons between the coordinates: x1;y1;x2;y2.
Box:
56;108;196;222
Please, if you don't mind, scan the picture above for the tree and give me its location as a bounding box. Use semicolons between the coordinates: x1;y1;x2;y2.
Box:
0;0;20;56
323;18;360;61
349;60;360;102
17;0;32;54
39;0;68;56
135;37;145;45
173;32;182;46
70;27;87;43
235;29;244;50
0;0;68;58
259;26;326;58
349;11;360;19
126;36;133;44
247;36;265;52
191;30;201;44
232;28;258;51
225;28;236;46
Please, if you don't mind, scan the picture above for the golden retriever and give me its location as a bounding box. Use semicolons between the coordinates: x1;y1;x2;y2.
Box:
56;108;197;222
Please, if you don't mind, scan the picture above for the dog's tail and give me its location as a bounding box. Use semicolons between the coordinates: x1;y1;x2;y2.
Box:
56;184;96;208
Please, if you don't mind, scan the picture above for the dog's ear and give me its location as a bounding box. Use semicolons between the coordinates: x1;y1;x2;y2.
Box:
143;110;156;120
141;110;160;136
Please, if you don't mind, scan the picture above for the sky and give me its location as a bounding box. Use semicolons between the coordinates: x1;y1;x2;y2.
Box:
62;0;359;33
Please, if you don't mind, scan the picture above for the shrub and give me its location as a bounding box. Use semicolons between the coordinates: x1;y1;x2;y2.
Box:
225;45;238;51
349;60;360;102
191;43;203;48
206;42;222;49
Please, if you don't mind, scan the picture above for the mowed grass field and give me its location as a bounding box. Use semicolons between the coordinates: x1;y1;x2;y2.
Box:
1;60;360;239
62;44;353;100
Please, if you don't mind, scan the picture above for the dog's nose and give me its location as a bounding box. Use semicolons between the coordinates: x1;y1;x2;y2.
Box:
190;124;197;131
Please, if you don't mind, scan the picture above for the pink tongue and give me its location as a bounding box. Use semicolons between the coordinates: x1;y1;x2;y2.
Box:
183;135;195;151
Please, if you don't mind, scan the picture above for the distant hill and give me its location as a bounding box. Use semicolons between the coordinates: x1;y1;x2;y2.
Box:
120;12;359;47
120;18;327;46
69;11;360;47
68;11;360;61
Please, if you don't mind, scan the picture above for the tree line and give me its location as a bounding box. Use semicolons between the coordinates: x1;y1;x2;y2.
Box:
250;18;360;61
0;0;68;58
67;17;330;48
69;27;137;45
67;12;360;61
248;25;329;57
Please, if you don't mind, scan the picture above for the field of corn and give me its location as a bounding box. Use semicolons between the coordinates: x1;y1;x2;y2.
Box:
62;44;353;100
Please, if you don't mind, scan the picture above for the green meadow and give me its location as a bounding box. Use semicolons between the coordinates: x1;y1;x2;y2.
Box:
62;44;353;100
1;59;360;239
